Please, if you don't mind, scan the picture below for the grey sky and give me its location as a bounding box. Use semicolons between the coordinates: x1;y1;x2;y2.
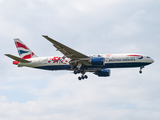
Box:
0;0;160;120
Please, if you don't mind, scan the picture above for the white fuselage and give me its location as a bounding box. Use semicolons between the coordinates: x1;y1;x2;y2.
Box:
17;53;154;71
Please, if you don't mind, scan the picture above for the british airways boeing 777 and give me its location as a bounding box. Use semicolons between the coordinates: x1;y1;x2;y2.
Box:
5;36;154;80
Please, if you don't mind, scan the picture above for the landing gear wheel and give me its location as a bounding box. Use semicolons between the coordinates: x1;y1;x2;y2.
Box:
139;66;144;74
81;76;84;79
84;75;88;79
74;69;81;74
78;75;88;80
74;71;77;74
78;77;81;80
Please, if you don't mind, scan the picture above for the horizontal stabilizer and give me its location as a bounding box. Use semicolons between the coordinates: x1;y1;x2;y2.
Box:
5;54;31;63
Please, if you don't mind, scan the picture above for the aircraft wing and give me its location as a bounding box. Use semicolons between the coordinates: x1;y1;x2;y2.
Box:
42;35;91;68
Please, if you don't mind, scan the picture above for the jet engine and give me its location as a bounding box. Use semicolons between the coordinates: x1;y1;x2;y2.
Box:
91;57;105;66
94;69;111;77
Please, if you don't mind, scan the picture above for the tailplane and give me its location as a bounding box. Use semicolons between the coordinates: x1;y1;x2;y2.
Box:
14;38;38;59
5;54;30;63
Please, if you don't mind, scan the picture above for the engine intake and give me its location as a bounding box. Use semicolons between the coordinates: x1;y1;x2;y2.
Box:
94;69;111;77
91;57;105;66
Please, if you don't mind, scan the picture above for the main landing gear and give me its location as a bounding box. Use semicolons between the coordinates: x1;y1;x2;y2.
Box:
78;75;88;80
139;66;144;74
74;69;88;80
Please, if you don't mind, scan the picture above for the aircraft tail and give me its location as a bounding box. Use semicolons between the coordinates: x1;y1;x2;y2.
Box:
14;38;38;59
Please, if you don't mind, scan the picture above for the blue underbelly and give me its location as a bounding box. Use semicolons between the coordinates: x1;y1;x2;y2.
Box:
33;62;151;70
104;62;150;68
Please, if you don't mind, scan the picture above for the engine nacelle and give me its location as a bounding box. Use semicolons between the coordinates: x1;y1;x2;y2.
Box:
91;57;105;66
94;69;111;77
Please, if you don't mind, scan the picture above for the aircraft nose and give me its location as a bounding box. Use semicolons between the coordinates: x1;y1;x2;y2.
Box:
150;58;154;63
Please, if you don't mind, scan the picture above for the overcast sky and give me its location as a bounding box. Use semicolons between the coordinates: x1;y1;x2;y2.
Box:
0;0;160;120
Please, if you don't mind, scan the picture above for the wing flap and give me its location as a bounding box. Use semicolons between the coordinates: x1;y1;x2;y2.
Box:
5;54;31;63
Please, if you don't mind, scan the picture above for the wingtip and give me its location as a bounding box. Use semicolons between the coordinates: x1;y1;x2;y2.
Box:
14;38;20;40
42;35;48;38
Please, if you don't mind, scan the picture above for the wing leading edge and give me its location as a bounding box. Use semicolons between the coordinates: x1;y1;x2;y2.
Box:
42;35;91;68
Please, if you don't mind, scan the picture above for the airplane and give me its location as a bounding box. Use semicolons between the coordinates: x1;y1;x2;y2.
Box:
5;35;154;80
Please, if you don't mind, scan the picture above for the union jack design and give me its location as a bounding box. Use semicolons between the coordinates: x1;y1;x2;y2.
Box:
14;39;37;59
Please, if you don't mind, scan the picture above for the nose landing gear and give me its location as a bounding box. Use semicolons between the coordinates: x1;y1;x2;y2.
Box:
139;66;144;74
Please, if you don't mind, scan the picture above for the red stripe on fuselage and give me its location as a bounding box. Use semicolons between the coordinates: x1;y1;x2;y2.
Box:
128;55;141;57
15;42;28;50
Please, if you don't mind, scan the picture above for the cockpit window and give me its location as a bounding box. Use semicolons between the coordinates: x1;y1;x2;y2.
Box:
147;56;150;58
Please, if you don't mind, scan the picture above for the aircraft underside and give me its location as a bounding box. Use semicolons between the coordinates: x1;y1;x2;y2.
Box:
34;62;151;71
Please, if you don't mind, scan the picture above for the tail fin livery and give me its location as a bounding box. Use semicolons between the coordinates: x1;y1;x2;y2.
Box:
14;38;38;59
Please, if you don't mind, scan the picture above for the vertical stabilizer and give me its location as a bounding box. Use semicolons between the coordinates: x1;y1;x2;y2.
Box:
14;38;38;59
